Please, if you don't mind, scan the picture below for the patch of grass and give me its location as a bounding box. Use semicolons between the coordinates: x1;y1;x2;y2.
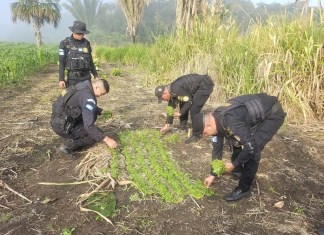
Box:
110;68;122;77
101;110;113;120
293;206;305;215
1;212;13;222
86;192;117;218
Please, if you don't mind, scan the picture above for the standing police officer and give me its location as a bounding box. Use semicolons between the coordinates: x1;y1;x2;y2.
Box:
59;20;99;89
191;93;286;201
155;73;214;144
51;79;118;159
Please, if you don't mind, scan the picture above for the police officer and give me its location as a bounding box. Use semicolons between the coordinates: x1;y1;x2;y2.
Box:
59;20;99;89
191;93;286;201
154;73;214;144
51;79;118;159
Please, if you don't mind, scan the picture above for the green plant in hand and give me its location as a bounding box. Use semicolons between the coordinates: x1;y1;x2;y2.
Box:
211;160;225;176
166;106;174;116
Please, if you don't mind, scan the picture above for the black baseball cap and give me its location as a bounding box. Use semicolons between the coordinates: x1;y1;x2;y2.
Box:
155;85;165;103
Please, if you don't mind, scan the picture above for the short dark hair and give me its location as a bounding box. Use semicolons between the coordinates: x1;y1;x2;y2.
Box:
101;79;110;93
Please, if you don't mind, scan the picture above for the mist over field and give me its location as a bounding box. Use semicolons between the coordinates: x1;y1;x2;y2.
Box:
0;0;320;44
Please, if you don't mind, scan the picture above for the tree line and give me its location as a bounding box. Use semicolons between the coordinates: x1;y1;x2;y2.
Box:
10;0;319;47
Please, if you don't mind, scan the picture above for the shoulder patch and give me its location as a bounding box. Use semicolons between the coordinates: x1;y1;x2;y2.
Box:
59;49;64;56
84;99;96;112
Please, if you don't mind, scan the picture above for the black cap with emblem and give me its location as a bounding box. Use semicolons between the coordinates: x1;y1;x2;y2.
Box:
155;85;165;103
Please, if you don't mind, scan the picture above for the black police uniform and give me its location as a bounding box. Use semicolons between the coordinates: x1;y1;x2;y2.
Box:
51;80;105;151
59;35;98;87
210;93;286;192
166;74;214;125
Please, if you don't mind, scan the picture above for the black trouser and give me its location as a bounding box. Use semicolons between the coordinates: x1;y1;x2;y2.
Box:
232;102;286;191
51;120;97;151
180;76;214;125
66;71;91;87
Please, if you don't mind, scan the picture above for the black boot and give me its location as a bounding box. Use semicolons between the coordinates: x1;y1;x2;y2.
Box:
58;144;79;160
225;187;250;201
185;135;200;144
179;120;188;130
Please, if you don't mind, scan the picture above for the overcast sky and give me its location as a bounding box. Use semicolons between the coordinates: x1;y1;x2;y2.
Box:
0;0;322;43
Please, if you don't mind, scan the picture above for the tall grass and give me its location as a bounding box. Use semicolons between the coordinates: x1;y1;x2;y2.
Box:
96;15;324;123
0;43;57;86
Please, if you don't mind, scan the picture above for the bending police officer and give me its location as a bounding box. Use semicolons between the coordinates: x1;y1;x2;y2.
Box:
155;73;214;144
192;93;286;201
59;20;99;89
51;79;118;159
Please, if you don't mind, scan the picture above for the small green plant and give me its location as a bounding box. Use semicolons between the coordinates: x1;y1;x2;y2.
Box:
1;212;13;222
229;203;239;209
111;67;122;76
60;227;75;235
293;206;305;215
129;193;142;202
101;110;113;120
211;160;225;176
86;192;117;218
45;149;52;160
268;186;276;193
166;106;174;116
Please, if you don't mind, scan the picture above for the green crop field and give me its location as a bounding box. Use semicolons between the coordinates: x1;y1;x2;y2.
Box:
0;43;57;86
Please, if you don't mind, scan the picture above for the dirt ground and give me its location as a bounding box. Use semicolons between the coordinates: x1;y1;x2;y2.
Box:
0;63;323;235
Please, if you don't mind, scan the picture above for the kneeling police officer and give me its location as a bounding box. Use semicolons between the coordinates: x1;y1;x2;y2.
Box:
51;79;118;159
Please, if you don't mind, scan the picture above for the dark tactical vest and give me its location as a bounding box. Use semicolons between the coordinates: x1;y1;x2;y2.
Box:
64;37;92;71
216;93;278;139
50;86;84;134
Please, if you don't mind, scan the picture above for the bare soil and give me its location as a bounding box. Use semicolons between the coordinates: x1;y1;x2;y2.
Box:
0;63;323;235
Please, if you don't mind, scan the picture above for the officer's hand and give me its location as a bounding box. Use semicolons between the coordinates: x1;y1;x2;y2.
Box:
103;136;118;148
224;161;235;173
160;124;171;134
173;111;181;118
59;81;66;89
204;175;215;188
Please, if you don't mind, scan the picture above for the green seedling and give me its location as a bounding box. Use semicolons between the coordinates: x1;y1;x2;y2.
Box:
1;213;13;222
101;110;113;120
211;160;225;176
60;227;75;235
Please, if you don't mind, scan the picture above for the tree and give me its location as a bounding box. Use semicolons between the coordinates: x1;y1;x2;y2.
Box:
176;0;203;31
118;0;151;44
11;0;61;48
62;0;110;30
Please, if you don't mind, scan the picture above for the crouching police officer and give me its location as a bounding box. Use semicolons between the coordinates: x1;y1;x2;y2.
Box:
59;20;99;89
154;73;214;144
192;93;286;201
51;79;118;159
